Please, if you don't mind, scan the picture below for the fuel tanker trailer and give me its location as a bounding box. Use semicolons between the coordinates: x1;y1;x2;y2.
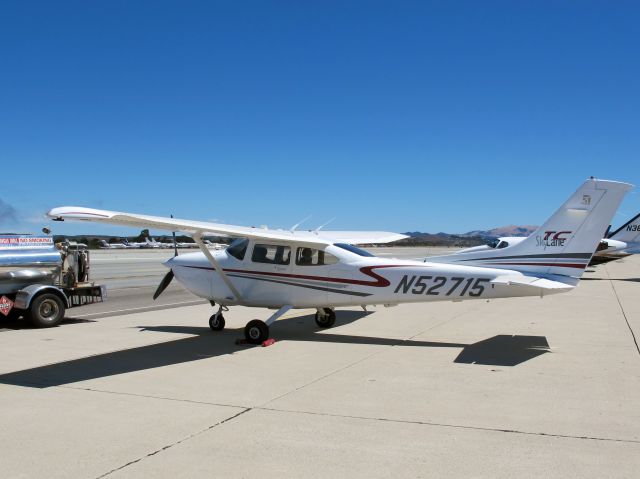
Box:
0;235;105;327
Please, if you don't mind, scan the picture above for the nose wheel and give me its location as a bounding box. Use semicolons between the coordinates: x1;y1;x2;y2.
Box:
209;304;228;331
209;313;225;331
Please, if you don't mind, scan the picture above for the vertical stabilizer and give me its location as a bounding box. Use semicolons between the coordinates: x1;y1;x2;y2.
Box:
608;212;640;244
427;179;633;277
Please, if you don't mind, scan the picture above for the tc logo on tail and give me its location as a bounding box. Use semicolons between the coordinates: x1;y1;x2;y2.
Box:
537;231;572;248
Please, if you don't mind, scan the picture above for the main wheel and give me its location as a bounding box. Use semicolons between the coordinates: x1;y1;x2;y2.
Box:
244;319;269;344
315;308;336;328
209;313;225;331
26;293;65;328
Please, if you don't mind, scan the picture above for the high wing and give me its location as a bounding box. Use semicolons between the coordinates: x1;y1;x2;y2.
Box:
46;207;407;246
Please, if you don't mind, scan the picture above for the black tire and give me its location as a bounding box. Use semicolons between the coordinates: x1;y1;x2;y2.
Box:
244;319;269;344
209;313;225;331
315;308;336;328
26;293;66;328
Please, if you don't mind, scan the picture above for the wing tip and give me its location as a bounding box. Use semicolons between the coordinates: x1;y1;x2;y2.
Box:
46;206;116;220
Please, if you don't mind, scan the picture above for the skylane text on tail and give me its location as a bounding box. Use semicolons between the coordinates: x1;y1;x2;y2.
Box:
47;178;632;344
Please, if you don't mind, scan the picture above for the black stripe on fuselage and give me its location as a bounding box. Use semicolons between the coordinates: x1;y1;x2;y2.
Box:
456;253;592;262
225;273;372;297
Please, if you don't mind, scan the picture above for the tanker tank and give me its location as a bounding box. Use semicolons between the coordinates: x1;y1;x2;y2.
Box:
0;236;61;295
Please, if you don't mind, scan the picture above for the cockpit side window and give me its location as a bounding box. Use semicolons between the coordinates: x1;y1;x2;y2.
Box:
295;247;339;266
252;243;291;265
227;238;248;260
497;241;509;249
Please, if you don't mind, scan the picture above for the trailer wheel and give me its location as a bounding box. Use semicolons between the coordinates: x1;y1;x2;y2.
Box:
26;293;66;328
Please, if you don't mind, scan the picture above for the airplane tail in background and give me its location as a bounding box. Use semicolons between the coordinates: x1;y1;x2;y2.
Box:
427;179;633;278
608;212;640;244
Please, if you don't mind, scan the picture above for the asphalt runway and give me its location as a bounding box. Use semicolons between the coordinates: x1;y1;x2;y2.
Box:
1;249;638;477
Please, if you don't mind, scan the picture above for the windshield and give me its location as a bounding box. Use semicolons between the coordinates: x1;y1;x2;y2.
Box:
334;243;375;257
486;239;499;249
227;238;248;260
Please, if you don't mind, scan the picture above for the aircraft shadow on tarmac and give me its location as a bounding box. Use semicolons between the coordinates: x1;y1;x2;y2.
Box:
0;311;550;388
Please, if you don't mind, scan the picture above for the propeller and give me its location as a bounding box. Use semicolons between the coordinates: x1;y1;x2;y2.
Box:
153;213;181;301
153;269;174;300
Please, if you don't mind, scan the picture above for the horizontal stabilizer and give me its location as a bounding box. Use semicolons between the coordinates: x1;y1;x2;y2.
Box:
490;275;575;292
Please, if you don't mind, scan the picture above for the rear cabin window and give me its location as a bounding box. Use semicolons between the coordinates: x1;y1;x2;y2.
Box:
296;247;339;266
227;238;248;260
252;244;291;265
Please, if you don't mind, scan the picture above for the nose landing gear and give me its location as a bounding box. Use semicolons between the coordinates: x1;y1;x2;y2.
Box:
208;304;228;331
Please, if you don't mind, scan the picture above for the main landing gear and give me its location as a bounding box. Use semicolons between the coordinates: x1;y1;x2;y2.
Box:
315;308;336;328
208;304;338;345
240;305;293;344
207;303;293;344
244;320;269;344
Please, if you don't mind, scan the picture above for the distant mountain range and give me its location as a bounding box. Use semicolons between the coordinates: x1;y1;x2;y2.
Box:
462;224;538;238
399;225;538;247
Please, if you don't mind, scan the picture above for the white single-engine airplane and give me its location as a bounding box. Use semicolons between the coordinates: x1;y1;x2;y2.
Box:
48;178;631;344
454;211;640;266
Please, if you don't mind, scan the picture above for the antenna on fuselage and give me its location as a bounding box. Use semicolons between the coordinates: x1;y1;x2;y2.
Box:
290;215;312;233
313;217;335;234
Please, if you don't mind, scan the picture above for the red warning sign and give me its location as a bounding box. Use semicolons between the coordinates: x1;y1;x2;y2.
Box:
0;296;14;316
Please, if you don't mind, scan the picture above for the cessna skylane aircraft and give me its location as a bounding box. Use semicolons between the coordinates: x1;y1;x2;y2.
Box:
48;178;631;344
453;211;640;266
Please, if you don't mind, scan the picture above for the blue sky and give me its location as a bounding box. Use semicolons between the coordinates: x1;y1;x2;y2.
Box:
1;1;639;236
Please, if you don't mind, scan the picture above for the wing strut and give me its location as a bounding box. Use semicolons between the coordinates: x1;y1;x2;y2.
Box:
192;232;242;301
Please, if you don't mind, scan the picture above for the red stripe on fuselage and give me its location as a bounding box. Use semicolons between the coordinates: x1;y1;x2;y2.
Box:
187;264;420;287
